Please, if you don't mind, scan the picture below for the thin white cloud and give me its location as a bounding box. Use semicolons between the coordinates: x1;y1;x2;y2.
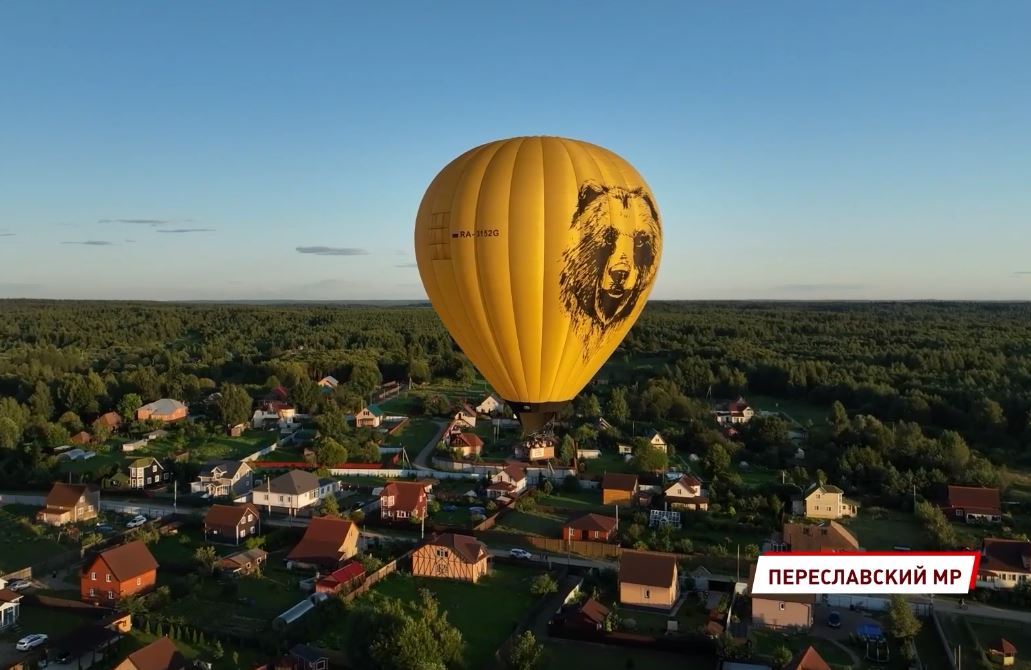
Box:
296;246;368;256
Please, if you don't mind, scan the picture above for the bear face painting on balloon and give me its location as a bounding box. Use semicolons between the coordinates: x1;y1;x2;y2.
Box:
559;179;662;356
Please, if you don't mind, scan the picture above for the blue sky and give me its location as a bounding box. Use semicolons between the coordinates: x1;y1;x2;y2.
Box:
1;1;1029;300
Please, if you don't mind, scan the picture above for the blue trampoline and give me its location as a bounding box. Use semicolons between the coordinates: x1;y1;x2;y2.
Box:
857;623;885;639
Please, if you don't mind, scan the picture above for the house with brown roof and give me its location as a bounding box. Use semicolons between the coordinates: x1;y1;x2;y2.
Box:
795;483;857;520
562;513;618;543
602;472;638;507
487;464;527;499
645;429;669;454
203;503;261;545
95;411;123;432
315;561;365;595
38;482;100;526
618;550;678;610
379;480;430;521
0;580;22;632
70;431;92;445
555;597;610;633
452;405;477;429
978;538;1031;590
988;638;1017;666
287;516;359;569
81;540;159;604
413;533;489;583
113;636;188;670
770;521;860;553
786;645;832;670
448;432;484;458
663;474;708;511
941;485;1002;523
220;548;268;576
136;399;187;423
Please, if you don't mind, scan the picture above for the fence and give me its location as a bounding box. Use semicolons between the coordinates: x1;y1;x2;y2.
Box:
523;537;624;560
339;548;413;605
930;610;959;670
242;443;279;462
430;457;576;480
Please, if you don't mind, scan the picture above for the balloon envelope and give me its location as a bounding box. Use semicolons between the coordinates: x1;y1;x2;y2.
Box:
414;136;662;431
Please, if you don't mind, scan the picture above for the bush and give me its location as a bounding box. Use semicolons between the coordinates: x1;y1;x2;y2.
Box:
530;573;558;596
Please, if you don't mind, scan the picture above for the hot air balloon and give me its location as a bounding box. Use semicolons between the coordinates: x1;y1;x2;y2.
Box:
414;136;662;433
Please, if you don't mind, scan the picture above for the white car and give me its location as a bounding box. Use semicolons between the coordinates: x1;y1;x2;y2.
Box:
509;548;533;560
16;633;48;651
126;515;148;528
7;579;32;591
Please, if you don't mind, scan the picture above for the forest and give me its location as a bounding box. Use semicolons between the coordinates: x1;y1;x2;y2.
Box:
0;299;1028;512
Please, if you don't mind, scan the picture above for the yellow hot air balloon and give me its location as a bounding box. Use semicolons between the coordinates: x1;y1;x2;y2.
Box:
414;136;662;433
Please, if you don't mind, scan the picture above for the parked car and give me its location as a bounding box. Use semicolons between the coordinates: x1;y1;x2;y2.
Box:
827;611;842;629
126;515;148;528
509;548;532;560
16;633;48;651
7;579;32;591
351;501;365;511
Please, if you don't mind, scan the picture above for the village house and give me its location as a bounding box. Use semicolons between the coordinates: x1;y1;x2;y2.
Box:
113;636;188;670
191;460;253;498
663;474;709;511
413;533;489;583
794;483;858;520
220;548;268;576
135;399;188;423
786;645;832;670
354;405;383;428
617;443;634;456
287;516;360;569
448;432;484;458
95;411;123;432
486;464;527;499
941;485;1002;524
317;375;339;391
128;457;168;489
315;561;365;595
38;482;100;526
562;513;618;543
227;422;247;437
555;598;610;634
475;394;502;415
769;521;860;553
252;470;339;516
81;540;159;604
601;472;639;507
749;565;814;630
515;434;556;462
379;480;430;520
452;404;477;429
645;429;669;454
70;430;92;445
618;550;679;610
712;396;755;426
252;402;298;429
987;638;1018;667
0;579;22;632
203;503;261;544
978;538;1031;590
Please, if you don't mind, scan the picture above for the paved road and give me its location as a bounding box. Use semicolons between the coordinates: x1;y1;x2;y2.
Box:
912;594;1031;624
412;421;448;468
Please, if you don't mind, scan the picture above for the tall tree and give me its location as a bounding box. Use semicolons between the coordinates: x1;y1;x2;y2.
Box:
118;394;143;422
350;361;383;398
506;631;543;670
886;594;921;639
316;437;348;467
29;382;53;420
216;384;253;427
606;387;631;424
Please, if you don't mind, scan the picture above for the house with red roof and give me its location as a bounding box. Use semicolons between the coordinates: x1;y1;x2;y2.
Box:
287;517;359;570
785;645;832;670
940;485;1002;523
978;538;1031;590
562;513;618;543
81;540;158;604
448;432;484;458
315;561;365;595
663;474;708;511
487;464;527;499
379;481;429;521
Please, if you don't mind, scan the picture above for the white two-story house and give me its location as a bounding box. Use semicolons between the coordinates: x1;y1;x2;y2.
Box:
252;470;339;516
191;460;254;498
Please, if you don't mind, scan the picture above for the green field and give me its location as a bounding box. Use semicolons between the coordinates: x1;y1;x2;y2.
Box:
968;616;1031;669
391;417;442;453
368;564;540;669
751;629;854;668
840;507;932;551
750;394;831;427
538;490;610;514
0;505;67;572
938;613;983;670
496;510;566;537
542;639;710;669
581;451;636;475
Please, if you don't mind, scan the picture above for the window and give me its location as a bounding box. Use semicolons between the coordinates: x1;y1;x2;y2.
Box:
91;571;96;580
88;587;95;596
644;589;650;599
107;591;114;599
247;514;253;522
240;528;246;537
105;574;111;583
146;476;152;485
250;526;255;534
136;577;141;586
436;548;447;558
779;602;786;610
279;495;285;503
397;511;408;518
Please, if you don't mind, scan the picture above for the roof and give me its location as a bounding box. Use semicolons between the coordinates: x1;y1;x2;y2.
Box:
46;482;92;508
989;638;1017;655
619;550;677;588
96;411;122;428
268;469;321;495
500;464;526;483
0;589;22;603
602;472;638;492
451;432;484;448
747;565;816;604
222;548;268;568
981;538;1031;575
122;636;188;670
946;485;1001;514
578;598;610;626
204;503;258;528
71;431;92;444
460;403;476;415
426;533;487;564
357;405;384;417
786;645;832;670
666;474;701;492
129;457;161;470
381;481;427;511
318;561;365;585
805;483;843;497
199;460;250;480
290;644;329;664
92;540;158;581
319;376;339;387
54;623;121;658
780;521;859;552
287;517;357;563
565;513;617;534
140;399;187;416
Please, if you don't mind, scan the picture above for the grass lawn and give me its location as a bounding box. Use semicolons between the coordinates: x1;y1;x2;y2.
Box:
542;639;708;669
750;394;830;427
938;613;983;670
336;474;391;487
431;508;474;529
0;505;67;572
739;465;782;488
391;417;442;453
538;490;609;514
58;451;122;476
495;510;566;537
840;507;933;551
366;564;540;669
914;619;952;670
120;630;263;670
752;629;854;667
581;451;636;475
968;617;1031;669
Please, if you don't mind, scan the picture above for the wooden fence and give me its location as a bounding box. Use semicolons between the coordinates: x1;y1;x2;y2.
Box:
340;548;414;605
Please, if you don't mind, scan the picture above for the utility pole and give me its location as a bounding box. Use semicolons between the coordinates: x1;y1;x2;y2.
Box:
173;480;177;514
